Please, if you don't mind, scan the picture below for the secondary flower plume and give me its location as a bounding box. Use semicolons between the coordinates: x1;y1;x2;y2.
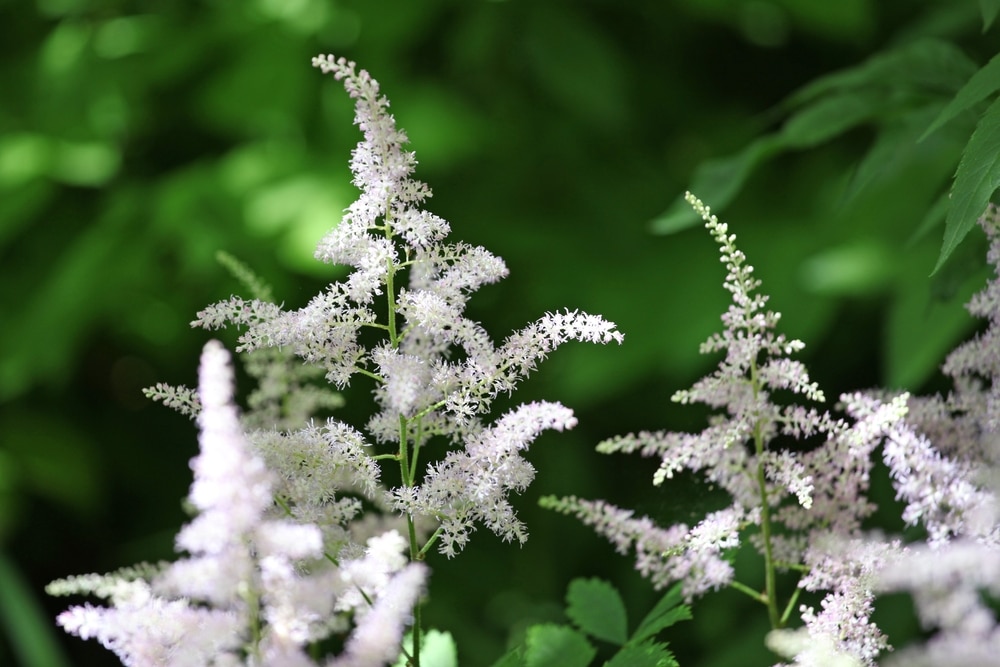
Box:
545;195;1000;667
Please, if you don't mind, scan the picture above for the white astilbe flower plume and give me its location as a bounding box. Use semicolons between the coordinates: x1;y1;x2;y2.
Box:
188;54;622;558
866;206;1000;665
547;196;1000;667
50;342;427;666
392;401;579;557
54;53;622;667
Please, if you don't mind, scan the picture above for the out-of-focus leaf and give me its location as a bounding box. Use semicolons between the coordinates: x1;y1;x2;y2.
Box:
0;551;70;667
0;410;102;518
93;15;162;59
650;136;781;233
0;134;52;186
921;51;1000;141
981;0;1000;30
50;140;121;186
524;625;595;667
653;40;974;236
799;241;895;295
565;578;628;646
0;182;53;249
523;5;628;129
886;241;988;389
396;85;489;168
936;96;1000;273
844;104;947;204
784;39;974;109
907;192;951;245
242;174;350;274
779;90;883;148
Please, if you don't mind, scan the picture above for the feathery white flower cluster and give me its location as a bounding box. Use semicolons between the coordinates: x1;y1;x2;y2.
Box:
871;205;1000;666
546;195;1000;667
55;54;621;666
190;55;621;559
50;342;427;667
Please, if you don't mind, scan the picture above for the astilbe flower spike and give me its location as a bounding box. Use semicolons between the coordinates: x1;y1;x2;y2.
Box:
191;54;622;561
871;205;1000;667
49;341;427;667
545;194;1000;667
54;54;622;667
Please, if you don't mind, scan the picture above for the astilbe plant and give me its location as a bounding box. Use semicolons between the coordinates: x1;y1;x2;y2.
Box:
48;56;621;667
870;204;1000;667
542;194;1000;666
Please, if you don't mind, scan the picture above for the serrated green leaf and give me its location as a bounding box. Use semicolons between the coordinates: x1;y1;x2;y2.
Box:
921;51;1000;142
524;624;596;667
606;640;678;667
655;39;975;238
566;578;628;646
649;136;781;234
785;39;974;109
981;0;1000;30
0;551;71;667
936;96;1000;273
631;583;691;646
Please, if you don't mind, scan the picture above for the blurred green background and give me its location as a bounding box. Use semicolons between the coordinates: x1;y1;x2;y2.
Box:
1;1;997;665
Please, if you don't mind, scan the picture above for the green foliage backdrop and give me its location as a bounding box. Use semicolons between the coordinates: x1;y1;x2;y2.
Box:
1;1;997;665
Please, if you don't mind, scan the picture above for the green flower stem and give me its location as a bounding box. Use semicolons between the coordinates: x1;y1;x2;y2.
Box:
779;586;803;627
729;579;768;604
749;358;781;629
418;527;444;560
384;221;424;667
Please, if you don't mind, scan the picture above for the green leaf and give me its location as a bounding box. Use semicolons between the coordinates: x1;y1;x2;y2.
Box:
566;578;628;646
489;648;525;667
649;136;781;234
784;39;974;109
524;625;596;667
779;90;883;149
0;551;70;667
799;242;895;296
393;629;458;667
843;103;948;204
921;51;1000;141
886;242;988;389
908;192;951;245
606;640;678;667
936;96;1000;273
981;0;1000;30
653;39;976;237
630;583;691;646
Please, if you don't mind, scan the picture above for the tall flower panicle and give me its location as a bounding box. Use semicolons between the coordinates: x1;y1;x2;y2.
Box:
546;195;1000;667
547;193;839;597
869;205;1000;665
49;342;427;667
191;55;622;561
56;55;621;667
